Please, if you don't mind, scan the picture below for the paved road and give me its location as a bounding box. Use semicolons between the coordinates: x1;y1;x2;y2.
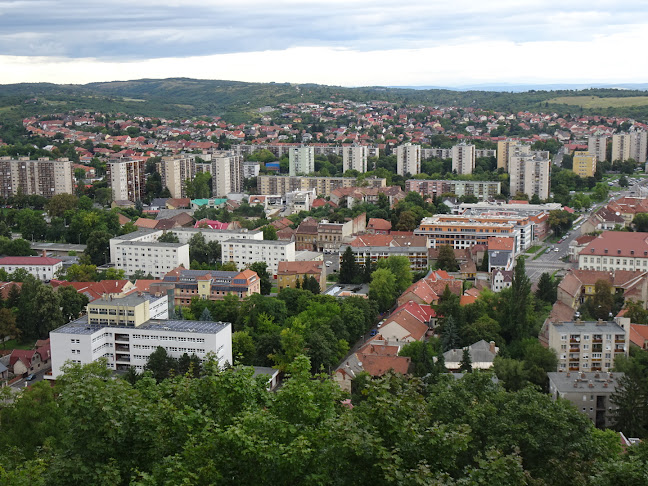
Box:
10;368;49;390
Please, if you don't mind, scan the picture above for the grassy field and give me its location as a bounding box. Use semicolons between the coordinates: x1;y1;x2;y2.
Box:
547;96;648;108
1;339;35;351
525;245;543;254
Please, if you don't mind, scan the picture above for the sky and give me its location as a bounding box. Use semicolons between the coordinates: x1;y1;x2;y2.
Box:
1;0;648;87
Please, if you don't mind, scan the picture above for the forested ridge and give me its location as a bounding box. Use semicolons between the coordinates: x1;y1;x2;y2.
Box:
2;79;648;123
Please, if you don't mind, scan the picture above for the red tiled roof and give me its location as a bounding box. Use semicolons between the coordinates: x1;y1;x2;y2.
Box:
581;231;648;258
488;237;514;251
367;218;392;231
0;256;61;266
630;324;648;348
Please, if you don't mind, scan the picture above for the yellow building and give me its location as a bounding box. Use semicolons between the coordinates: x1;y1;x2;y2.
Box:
572;151;596;178
86;293;168;327
497;139;519;171
277;261;326;291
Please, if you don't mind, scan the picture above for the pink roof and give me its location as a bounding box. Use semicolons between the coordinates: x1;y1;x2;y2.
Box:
0;256;61;266
194;219;228;230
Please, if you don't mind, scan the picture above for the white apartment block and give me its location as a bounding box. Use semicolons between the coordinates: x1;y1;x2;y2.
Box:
221;239;296;275
421;147;451;160
49;292;232;377
509;152;551;200
611;133;631;162
0;156;74;199
0;256;63;281
289;146;315;176
212;151;243;197
475;149;497;158
173;228;264;245
587;135;608;163
630;131;648;164
110;230;190;277
451;144;476;175
242;161;261;179
107;158;146;202
342;145;369;173
578;231;648;272
157;155;196;198
547;318;629;372
396;143;421;176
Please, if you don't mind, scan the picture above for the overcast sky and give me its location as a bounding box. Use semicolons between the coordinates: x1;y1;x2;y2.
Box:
1;0;648;87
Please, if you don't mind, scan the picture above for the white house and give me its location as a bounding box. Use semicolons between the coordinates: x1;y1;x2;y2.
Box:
0;256;63;281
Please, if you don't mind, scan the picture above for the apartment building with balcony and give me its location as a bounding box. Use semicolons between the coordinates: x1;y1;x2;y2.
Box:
508;151;551;200
257;175;386;197
342;145;369;173
611;133;631;162
212;151;243;197
396;143;421;176
156;155;196;198
572;151;597;178
405;179;501;199
451;143;476;175
49;293;231;378
107;158;146;202
0;156;74;198
289;146;315;176
587;134;608;163
547;317;630;372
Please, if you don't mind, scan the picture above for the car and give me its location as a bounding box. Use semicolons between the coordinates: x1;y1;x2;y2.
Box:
25;373;36;381
325;261;332;267
554;248;559;252
370;329;378;336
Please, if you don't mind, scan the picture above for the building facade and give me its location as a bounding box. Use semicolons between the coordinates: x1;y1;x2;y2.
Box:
0;156;74;199
508;151;551;200
630;131;648;164
288;146;315;176
451;143;476;175
405;179;501;199
220;239;296;274
587;135;608;163
163;267;260;306
572;151;597;178
257;175;386;197
611;133;631;162
277;261;326;291
342;145;368;173
578;231;648;272
110;233;190;278
396;143;421;176
157;155;196;199
107;158;146;202
0;256;63;281
212;151;243;197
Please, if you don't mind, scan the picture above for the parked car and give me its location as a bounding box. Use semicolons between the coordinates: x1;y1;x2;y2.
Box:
325;261;332;267
370;329;378;336
26;373;36;381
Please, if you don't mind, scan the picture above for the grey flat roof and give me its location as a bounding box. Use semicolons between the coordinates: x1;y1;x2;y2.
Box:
31;242;87;251
223;238;292;246
88;293;162;307
116;241;187;248
550;321;626;333
112;229;160;241
548;371;624;393
51;318;230;335
176;228;262;235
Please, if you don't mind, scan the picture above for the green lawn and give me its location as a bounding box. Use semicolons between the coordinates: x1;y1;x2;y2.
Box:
533;248;549;260
525;245;543;254
1;339;35;351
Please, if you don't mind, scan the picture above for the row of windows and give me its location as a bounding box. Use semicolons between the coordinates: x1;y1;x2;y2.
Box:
91;332;113;343
92;343;114;354
582;256;647;266
131;334;205;343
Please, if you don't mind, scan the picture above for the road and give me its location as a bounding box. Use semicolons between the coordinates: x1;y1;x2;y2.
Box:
10;368;49;391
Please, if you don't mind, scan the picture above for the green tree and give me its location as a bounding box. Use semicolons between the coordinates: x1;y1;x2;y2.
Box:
459;347;472;373
588;279;615;320
85;231;112;266
376;255;412;294
632;213;648;232
501;256;533;343
144;346;177;383
368;268;397;313
339;246;358;284
232;330;256;365
436;244;459;272
158;231;179;243
0;307;20;348
58;285;90;323
535;272;557;303
45;193;78;217
262;225;278;240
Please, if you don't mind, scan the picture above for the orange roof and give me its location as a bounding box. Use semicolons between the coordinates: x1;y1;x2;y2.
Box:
367;218;392;231
360;354;410;376
134;217;158;229
630;324;648;348
460;295;478;306
488;237;515;251
131;279;162;293
277;261;323;276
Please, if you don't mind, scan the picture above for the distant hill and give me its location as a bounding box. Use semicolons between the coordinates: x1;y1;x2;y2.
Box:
3;78;648;123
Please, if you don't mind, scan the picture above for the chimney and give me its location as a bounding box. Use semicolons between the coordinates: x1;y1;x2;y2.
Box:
489;341;496;354
42;250;47;258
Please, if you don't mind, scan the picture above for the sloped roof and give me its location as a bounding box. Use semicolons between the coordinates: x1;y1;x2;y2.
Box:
134;217;158;229
0;256;62;266
367;218;392;231
630;324;648;348
277;260;323;276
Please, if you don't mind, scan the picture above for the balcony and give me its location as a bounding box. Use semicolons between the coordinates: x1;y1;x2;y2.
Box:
115;354;131;362
115;344;130;352
115;334;130;342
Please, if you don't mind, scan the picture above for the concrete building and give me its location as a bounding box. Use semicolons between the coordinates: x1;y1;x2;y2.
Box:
612;133;631;162
340;234;430;271
49;294;232;378
508;151;551;200
630;131;648;164
396;143;421;176
406;179;501;199
0;256;63;281
587;135;608;163
342;145;369;173
221;239;296;275
110;230;190;277
257;175;386;197
497;139;520;171
547;318;630;372
289;146;315;176
451;143;476;175
0;156;74;199
172;228;264;246
107;158;146;202
578;231;648;272
212;151;243;197
572;151;597;178
156;155;196;199
86;292;169;327
548;371;623;428
242;161;260;179
163;267;260;306
421;147;451;160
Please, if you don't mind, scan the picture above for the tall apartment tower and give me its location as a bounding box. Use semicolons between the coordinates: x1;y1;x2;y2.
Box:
509;152;551;200
342;145;368;173
0;156;74;199
451;144;476;175
587;135;607;163
396;143;421;176
497;139;520;171
107;158;146;202
156;155;196;198
611;134;631;162
572;151;596;178
289;146;315;176
212;151;243;198
630;131;648;164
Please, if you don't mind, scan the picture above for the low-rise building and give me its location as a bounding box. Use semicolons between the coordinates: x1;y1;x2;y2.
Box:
111;240;189;278
163;267;260;306
443;340;498;371
277;261;326;291
341;234;430;271
0;256;63;281
578;231;648;272
548;371;623;428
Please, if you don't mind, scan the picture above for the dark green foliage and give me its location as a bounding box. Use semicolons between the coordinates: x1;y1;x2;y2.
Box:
158;231;179;243
338;246;358;284
85;230;112;266
437;244;459;272
249;261;272;295
459;347;472;373
535;272;557;304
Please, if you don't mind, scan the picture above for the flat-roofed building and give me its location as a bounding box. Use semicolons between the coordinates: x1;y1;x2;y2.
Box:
630;131;648;163
257;175;386;197
157;155;196;199
573;151;597;178
396;143;421;176
588;135;608;163
612;133;631;162
342;145;368;173
546;317;629;372
0;156;74;199
406;179;501;199
451;143;476;175
509;151;551;200
107;158;146;202
221;239;296;275
289;146;315;176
